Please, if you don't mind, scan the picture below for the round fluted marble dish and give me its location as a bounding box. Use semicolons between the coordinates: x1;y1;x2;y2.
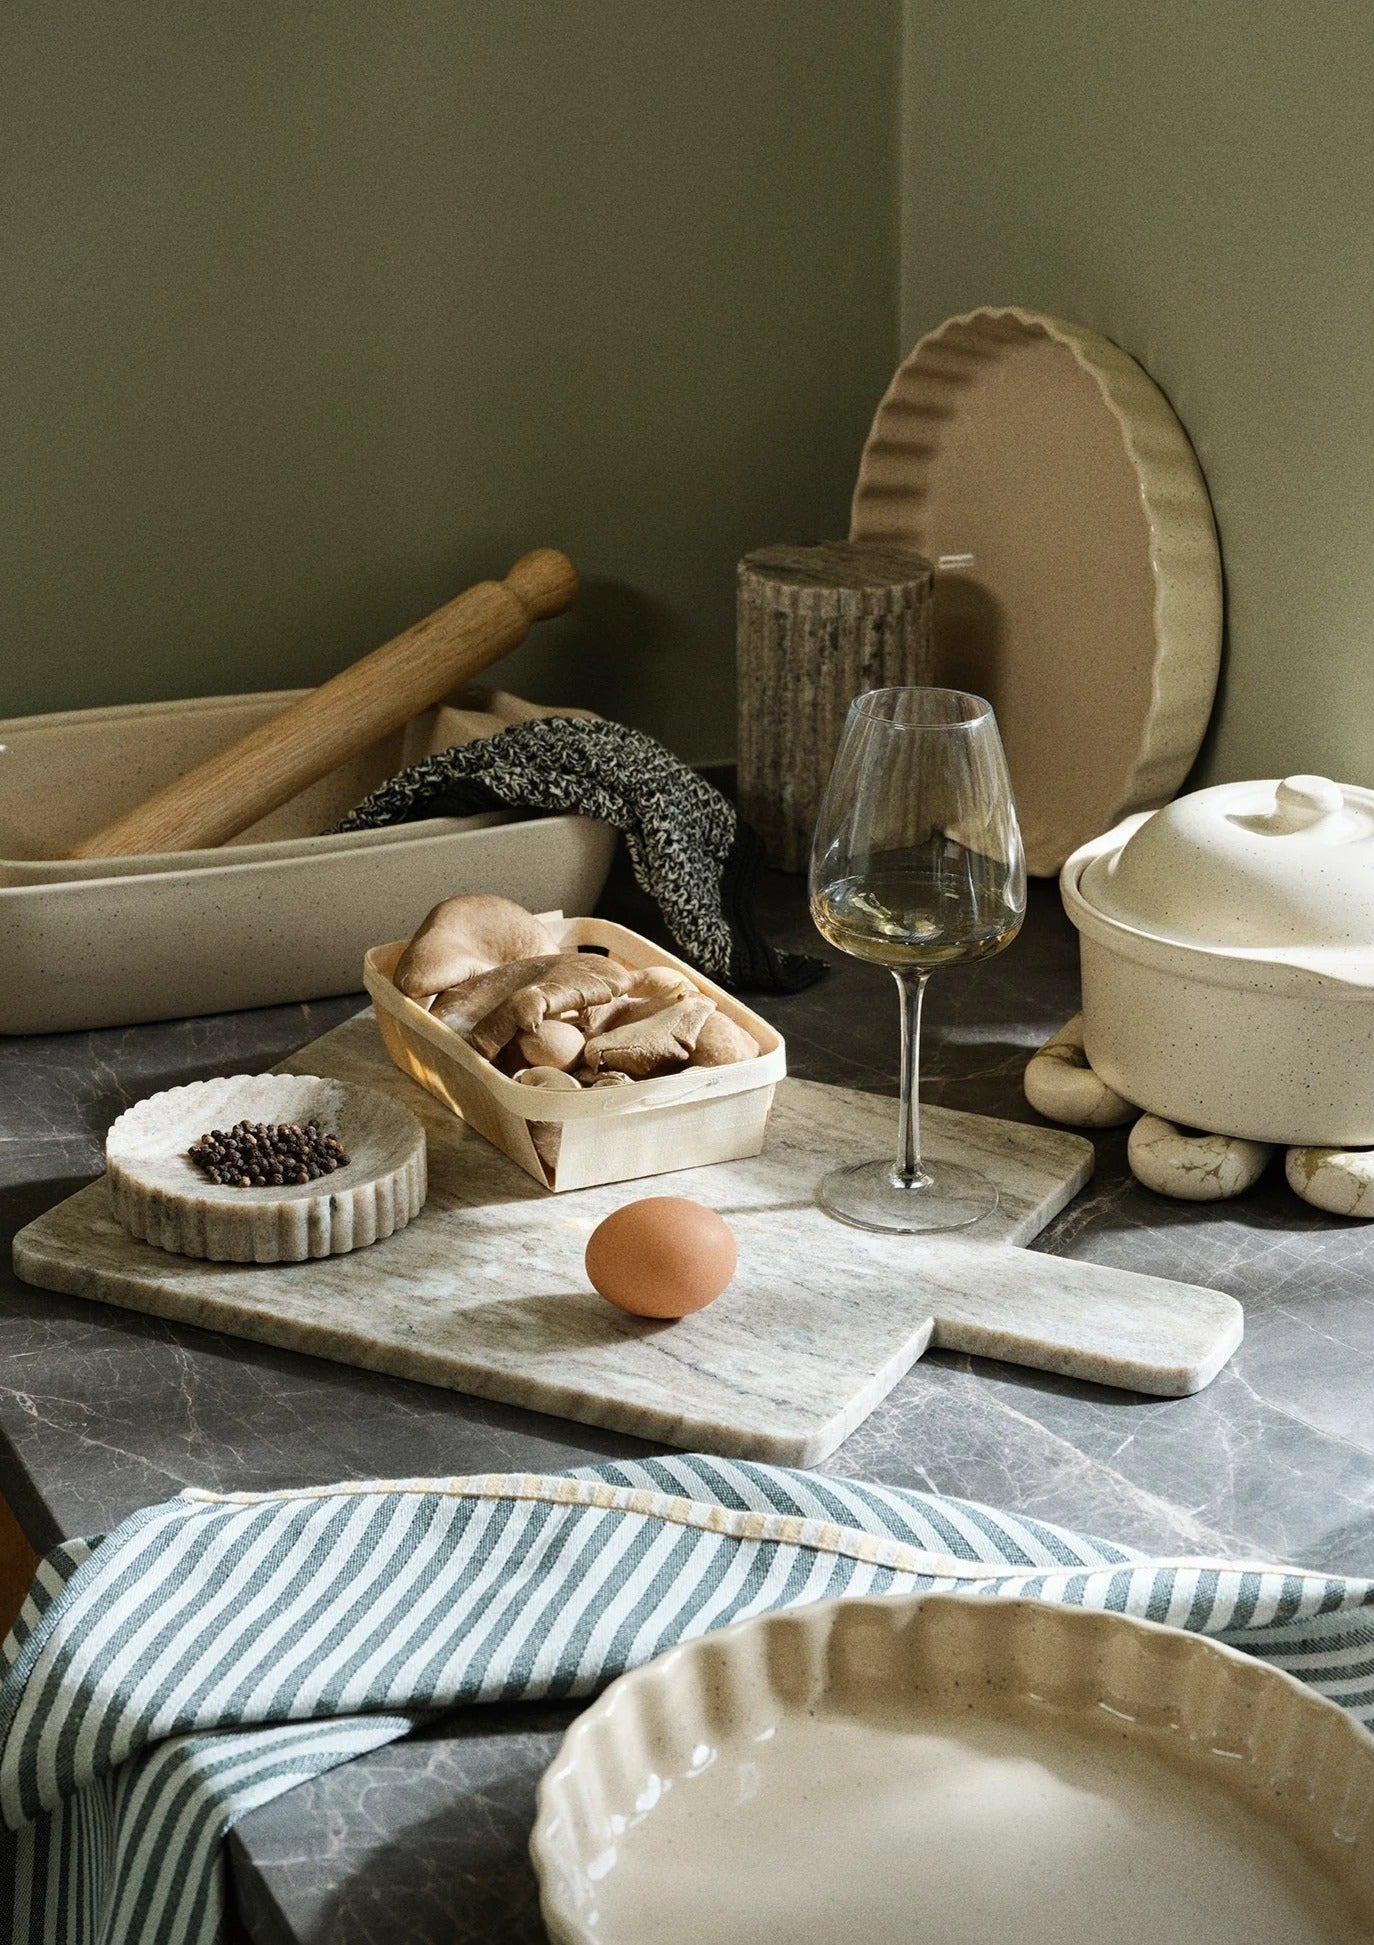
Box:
532;1593;1374;1945
106;1074;426;1262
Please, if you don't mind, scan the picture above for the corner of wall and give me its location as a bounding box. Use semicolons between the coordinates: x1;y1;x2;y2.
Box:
894;0;921;357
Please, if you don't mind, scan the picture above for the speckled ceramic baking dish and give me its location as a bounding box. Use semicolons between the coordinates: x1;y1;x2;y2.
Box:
0;692;615;1032
1061;774;1374;1145
532;1592;1374;1945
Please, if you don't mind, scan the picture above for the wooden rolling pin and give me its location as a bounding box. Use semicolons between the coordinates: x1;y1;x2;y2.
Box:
69;549;579;858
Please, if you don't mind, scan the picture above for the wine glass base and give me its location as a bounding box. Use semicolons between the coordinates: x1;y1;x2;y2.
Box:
817;1157;998;1235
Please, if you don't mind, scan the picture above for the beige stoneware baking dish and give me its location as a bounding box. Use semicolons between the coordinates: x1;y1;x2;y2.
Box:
532;1591;1374;1945
365;918;786;1191
0;691;615;1032
1062;773;1374;1145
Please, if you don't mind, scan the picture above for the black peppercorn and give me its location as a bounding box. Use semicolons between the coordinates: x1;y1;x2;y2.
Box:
187;1120;350;1189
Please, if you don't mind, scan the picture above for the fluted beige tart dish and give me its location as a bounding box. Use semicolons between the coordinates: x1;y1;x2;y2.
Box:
849;305;1222;875
1062;774;1374;1146
531;1591;1374;1945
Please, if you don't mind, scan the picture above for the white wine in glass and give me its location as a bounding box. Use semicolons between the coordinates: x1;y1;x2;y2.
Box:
809;688;1026;1233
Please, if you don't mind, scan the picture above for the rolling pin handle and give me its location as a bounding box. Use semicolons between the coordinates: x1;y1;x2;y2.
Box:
502;548;579;622
64;546;580;859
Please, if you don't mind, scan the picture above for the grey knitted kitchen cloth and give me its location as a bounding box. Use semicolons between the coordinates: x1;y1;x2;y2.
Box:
334;716;826;994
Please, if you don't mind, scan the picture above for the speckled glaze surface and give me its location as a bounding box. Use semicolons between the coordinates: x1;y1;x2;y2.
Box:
1064;777;1374;1146
1079;774;1374;960
0;690;616;1033
850;307;1221;875
105;1073;427;1262
532;1592;1374;1945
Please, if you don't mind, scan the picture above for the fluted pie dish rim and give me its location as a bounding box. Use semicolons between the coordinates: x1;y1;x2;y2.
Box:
531;1590;1374;1945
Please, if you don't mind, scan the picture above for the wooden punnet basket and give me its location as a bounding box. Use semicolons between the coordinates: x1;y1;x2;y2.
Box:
364;917;786;1192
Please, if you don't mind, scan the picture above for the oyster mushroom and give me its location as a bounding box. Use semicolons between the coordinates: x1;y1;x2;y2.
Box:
395;894;560;1001
468;954;633;1062
582;966;698;1037
584;995;717;1079
689;1012;761;1067
430;956;560;1036
516;1019;586;1072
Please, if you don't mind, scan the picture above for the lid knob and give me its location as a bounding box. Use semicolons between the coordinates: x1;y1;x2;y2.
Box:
1270;775;1345;832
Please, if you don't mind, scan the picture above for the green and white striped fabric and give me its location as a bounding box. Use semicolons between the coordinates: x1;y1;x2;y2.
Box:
1;1452;1372;1944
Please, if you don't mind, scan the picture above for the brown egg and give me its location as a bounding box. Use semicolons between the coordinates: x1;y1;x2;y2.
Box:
585;1197;738;1319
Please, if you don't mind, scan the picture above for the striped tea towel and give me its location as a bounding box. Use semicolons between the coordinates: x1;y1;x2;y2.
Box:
1;1453;1371;1945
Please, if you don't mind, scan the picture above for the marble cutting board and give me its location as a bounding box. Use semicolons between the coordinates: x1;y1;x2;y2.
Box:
12;1011;1243;1466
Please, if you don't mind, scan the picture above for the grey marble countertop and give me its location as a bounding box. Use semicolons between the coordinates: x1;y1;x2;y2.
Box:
3;862;1372;1944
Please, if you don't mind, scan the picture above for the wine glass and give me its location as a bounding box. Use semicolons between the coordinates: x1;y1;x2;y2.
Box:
809;687;1026;1233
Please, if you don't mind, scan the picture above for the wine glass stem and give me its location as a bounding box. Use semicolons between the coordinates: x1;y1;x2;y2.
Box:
893;968;932;1190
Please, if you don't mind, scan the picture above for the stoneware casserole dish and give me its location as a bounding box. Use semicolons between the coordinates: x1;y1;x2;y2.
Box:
1061;774;1374;1145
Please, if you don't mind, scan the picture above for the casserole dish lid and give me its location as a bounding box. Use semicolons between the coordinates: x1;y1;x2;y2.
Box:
1076;775;1374;961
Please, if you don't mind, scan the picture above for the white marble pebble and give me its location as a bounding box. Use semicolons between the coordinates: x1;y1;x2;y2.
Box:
1285;1145;1374;1220
12;1013;1244;1466
1127;1114;1273;1202
1023;1014;1138;1127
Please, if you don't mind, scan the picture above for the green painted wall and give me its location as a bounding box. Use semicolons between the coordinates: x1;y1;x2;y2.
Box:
900;0;1374;786
18;3;1353;784
2;1;899;761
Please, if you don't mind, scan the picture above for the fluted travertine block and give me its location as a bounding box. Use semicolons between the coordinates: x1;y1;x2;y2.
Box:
737;541;933;871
